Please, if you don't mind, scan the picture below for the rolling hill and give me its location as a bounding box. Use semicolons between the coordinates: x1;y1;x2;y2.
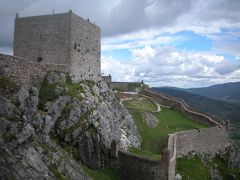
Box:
185;82;240;104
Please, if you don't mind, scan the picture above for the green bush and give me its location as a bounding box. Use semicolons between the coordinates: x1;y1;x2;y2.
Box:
0;76;18;94
38;72;84;111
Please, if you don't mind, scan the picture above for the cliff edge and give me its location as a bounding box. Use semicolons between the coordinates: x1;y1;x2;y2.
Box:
0;72;141;179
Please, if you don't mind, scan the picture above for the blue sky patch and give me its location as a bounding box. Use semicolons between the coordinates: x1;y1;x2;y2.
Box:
173;31;212;51
102;49;132;62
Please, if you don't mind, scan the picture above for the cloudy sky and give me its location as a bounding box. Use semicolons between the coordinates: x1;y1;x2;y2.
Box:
0;0;240;87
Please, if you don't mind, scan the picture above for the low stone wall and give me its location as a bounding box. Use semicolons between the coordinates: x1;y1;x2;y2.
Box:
118;150;169;180
168;134;177;180
0;54;70;87
110;82;142;91
176;126;229;157
140;89;223;126
110;140;169;180
167;126;229;179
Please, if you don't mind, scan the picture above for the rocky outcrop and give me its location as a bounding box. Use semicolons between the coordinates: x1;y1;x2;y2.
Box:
144;112;159;128
0;72;141;179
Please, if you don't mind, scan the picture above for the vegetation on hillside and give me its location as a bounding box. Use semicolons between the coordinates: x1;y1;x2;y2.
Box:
0;76;18;96
81;165;121;180
185;82;240;104
177;155;240;179
38;72;84;111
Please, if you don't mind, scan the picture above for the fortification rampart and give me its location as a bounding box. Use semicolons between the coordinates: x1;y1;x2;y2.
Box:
110;82;142;91
118;151;169;180
138;89;229;179
175;126;229;157
109;140;169;180
0;54;70;86
167;126;229;179
140;89;223;126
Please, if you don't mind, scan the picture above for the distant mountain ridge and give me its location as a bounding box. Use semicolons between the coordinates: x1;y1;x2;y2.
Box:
184;82;240;104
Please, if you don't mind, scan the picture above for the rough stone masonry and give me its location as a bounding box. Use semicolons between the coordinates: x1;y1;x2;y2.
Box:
14;11;101;82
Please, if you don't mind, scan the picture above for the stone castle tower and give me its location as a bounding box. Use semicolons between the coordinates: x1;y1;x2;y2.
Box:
14;11;101;81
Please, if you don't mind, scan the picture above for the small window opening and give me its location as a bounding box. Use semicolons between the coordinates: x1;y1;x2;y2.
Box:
38;57;42;62
74;43;77;50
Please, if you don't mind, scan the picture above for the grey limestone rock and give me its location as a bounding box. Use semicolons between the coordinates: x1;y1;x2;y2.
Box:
14;123;35;145
92;84;100;96
144;112;159;128
17;86;29;104
47;95;71;121
46;71;66;83
0;73;141;179
17;86;39;114
175;173;182;180
58;159;92;180
0;95;18;117
99;81;109;93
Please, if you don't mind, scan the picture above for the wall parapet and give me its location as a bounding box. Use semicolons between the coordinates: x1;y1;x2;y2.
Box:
0;53;70;87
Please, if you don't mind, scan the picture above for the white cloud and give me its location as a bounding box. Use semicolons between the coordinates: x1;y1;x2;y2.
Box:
1;0;239;88
131;45;156;60
102;29;182;51
209;33;240;57
102;45;240;88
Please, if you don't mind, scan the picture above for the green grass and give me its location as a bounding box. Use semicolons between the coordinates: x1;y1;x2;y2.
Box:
122;97;157;112
5;115;21;122
177;155;240;180
209;155;240;179
48;163;67;180
0;76;18;94
129;147;161;160
81;164;121;180
38;72;84;111
2;131;15;143
176;156;211;180
123;98;208;154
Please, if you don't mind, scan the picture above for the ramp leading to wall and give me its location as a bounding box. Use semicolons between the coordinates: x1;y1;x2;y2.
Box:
140;89;223;127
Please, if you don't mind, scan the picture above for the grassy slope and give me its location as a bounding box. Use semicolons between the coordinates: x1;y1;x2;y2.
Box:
177;156;240;180
81;165;120;180
176;156;210;180
123;97;208;155
123;97;157;111
128;147;161;159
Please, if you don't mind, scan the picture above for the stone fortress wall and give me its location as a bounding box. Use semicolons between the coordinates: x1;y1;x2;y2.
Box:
139;89;229;180
167;126;229;179
110;82;142;91
113;89;229;180
140;89;223;126
14;11;101;82
70;12;101;81
110;140;170;180
14;12;71;65
0;54;70;86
